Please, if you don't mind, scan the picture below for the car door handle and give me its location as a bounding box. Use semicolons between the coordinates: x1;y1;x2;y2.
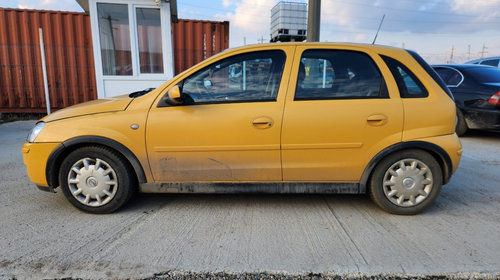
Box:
366;114;388;126
252;117;274;129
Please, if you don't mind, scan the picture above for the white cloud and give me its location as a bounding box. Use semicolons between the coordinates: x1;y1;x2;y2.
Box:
354;33;368;42
17;0;82;11
452;0;500;20
222;0;278;46
222;0;235;7
227;0;275;32
320;0;500;34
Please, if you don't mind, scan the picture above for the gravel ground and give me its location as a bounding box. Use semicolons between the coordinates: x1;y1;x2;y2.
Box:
0;121;499;280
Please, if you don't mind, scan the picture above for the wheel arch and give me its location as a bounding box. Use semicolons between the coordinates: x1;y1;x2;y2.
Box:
359;141;453;193
46;136;147;188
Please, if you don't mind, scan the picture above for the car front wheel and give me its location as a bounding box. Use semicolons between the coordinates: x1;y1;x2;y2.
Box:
369;150;442;215
59;146;136;214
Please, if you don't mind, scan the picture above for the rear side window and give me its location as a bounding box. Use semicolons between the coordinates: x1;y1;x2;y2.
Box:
295;49;387;100
382;55;428;98
434;67;463;87
480;59;500;67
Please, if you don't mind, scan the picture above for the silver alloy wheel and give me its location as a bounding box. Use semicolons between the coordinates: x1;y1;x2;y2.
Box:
383;158;433;207
67;157;118;207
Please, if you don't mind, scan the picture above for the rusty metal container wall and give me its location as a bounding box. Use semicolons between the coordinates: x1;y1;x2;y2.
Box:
0;8;96;113
172;19;229;75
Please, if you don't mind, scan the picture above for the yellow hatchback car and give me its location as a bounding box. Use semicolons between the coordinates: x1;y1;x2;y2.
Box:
22;43;462;215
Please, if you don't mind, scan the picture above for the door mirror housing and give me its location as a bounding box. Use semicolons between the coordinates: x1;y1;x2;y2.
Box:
164;85;183;105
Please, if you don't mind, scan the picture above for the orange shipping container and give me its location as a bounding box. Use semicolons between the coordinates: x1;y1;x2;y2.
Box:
0;8;96;113
172;19;229;75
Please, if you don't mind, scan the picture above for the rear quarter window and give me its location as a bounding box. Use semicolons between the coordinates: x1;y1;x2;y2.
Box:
381;55;428;98
407;50;454;100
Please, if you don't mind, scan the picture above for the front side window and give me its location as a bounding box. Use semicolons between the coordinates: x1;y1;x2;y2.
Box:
136;8;163;74
179;50;286;104
382;55;428;98
97;3;132;76
295;50;386;100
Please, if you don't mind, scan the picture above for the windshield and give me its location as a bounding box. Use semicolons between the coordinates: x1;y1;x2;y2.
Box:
466;67;500;84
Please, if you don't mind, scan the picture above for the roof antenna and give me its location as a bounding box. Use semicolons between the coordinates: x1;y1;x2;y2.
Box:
372;14;385;45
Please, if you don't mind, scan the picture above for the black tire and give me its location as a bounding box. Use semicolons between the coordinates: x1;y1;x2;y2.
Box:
456;108;468;136
59;146;136;214
369;150;442;215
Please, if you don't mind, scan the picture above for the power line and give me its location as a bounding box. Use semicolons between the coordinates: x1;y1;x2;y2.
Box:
178;0;500;23
322;0;500;19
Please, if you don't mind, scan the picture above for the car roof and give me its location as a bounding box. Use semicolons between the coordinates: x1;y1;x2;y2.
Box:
432;64;497;70
223;42;406;54
465;56;500;64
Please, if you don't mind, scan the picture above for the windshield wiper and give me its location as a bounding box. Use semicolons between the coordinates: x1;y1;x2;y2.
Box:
129;88;155;98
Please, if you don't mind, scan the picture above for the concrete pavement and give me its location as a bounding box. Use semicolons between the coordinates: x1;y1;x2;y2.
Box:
1;121;499;279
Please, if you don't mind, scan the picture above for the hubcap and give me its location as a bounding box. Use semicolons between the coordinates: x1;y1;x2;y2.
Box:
383;158;433;207
67;157;118;207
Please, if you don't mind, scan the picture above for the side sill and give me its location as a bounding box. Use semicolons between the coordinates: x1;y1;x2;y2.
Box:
36;185;56;193
140;182;360;194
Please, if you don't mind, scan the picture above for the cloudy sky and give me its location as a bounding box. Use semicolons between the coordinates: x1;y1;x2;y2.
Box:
2;0;499;64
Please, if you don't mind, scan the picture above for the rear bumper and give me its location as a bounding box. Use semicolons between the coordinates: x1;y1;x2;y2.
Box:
417;133;462;182
463;107;500;130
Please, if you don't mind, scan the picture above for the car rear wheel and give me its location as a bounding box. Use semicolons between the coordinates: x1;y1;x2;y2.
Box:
59;146;136;214
369;150;442;215
456;108;468;136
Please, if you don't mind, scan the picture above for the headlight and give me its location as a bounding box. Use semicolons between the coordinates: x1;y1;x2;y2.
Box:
27;122;45;143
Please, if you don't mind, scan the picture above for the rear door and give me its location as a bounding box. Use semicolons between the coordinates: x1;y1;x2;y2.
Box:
281;46;403;182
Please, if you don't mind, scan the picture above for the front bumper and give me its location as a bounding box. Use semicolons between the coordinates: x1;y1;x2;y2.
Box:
22;142;60;188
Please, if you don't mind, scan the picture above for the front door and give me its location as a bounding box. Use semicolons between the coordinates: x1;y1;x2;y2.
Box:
146;47;293;182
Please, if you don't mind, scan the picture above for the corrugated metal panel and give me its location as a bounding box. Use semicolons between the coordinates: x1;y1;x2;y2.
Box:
0;8;96;113
172;19;229;75
0;8;229;113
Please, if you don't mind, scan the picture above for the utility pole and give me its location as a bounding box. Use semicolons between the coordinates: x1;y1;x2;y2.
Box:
307;0;321;42
449;46;454;64
480;43;487;58
467;45;471;60
243;36;246;46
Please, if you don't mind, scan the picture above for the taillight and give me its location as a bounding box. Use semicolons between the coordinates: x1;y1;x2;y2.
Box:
488;92;500;105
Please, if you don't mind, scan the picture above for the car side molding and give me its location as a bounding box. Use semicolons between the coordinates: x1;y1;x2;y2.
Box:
359;141;454;193
140;182;360;194
45;136;147;188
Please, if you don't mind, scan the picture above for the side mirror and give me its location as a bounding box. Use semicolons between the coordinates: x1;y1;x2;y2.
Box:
164;85;183;105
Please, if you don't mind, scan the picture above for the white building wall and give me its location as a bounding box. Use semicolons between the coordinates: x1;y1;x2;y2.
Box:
89;0;174;98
